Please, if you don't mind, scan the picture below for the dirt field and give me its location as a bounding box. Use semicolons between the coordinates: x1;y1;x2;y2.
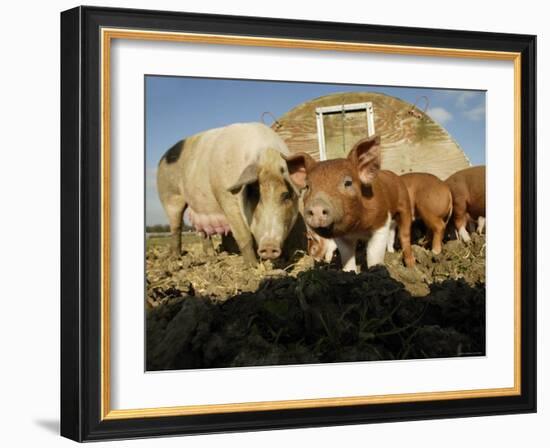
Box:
146;232;486;371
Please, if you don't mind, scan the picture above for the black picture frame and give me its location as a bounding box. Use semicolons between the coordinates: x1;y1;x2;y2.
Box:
61;5;536;442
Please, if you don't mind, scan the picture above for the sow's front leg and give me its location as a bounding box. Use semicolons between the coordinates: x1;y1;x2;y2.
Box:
220;200;257;265
228;218;256;265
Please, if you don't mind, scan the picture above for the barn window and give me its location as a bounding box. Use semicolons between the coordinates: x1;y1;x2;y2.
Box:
315;102;375;160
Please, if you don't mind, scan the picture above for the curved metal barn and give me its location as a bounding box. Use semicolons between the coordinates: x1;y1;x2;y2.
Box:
271;92;471;180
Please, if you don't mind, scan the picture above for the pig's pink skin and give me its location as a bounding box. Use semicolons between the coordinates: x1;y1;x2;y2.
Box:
157;123;300;263
188;207;232;237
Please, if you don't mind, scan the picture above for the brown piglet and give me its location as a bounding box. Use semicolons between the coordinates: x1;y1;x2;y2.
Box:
284;136;415;273
306;228;338;263
445;166;486;242
400;172;453;254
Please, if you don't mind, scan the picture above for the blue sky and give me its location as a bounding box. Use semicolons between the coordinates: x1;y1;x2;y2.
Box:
146;76;486;225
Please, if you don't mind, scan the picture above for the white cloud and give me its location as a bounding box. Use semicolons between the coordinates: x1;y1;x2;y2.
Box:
463;104;486;121
455;91;477;108
428;107;453;124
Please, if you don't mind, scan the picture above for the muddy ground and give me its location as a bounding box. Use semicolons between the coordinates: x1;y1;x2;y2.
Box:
146;232;486;371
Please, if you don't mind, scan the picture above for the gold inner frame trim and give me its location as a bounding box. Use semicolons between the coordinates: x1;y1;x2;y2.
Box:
100;27;522;421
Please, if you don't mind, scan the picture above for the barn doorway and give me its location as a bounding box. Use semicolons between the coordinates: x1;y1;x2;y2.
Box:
315;102;375;160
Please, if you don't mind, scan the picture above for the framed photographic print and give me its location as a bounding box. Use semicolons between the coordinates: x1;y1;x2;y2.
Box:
60;6;536;442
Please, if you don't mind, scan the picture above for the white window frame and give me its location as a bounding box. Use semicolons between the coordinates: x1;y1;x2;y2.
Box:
315;102;375;160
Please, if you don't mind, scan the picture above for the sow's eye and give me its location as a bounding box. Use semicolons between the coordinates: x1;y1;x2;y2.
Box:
281;190;292;202
343;176;353;188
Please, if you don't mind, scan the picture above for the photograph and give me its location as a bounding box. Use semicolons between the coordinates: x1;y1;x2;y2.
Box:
145;77;487;371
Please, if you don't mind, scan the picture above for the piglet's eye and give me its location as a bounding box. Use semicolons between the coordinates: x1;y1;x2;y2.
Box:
343;177;353;188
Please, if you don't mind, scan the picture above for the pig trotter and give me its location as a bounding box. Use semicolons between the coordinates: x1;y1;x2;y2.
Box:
458;225;471;243
403;248;416;268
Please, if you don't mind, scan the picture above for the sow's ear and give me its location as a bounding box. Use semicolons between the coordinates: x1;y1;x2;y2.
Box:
227;164;258;193
283;152;317;189
348;135;381;185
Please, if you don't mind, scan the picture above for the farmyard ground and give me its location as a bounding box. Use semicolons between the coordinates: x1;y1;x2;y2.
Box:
146;233;486;370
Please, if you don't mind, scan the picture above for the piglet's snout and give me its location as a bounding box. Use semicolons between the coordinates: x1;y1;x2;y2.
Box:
305;200;333;229
257;239;282;260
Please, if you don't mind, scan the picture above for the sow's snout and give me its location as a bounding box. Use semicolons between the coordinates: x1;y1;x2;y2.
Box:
304;197;334;231
257;238;282;260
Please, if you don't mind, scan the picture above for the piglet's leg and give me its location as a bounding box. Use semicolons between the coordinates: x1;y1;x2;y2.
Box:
386;219;397;253
476;216;486;235
396;213;415;268
367;213;391;268
334;237;358;273
324;239;338;263
453;202;471;243
458;225;471;243
430;219;445;255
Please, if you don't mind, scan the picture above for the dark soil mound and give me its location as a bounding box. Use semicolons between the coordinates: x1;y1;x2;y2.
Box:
146;233;485;370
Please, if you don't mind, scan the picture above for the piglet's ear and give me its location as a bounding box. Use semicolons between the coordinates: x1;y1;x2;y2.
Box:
227;163;258;193
348;135;381;185
283;152;317;189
